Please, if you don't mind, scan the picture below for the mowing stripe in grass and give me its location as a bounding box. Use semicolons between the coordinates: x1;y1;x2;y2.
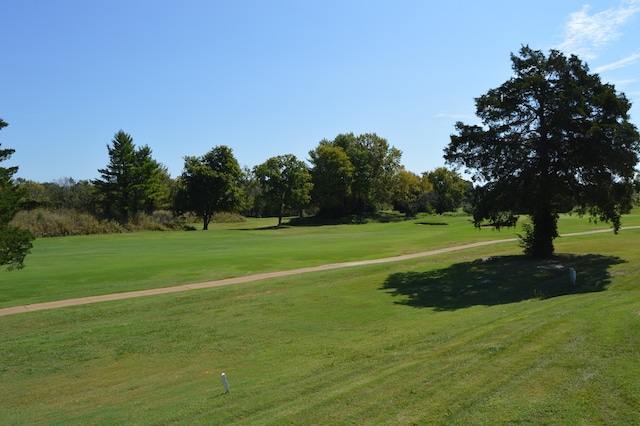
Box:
1;229;638;424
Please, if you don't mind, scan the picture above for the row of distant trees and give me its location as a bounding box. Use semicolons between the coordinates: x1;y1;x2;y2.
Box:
15;130;471;231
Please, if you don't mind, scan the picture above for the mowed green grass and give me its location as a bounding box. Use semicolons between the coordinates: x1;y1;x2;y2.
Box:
2;213;638;308
0;213;639;424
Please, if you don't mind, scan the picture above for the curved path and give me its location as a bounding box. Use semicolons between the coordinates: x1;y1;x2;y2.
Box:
1;226;638;317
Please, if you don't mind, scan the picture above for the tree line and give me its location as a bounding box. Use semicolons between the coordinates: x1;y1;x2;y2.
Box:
13;130;472;233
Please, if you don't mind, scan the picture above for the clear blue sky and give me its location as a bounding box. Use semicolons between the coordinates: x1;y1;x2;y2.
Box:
3;0;640;182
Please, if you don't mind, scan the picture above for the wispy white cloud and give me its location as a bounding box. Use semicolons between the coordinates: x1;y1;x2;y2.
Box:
595;52;640;72
606;78;636;87
558;1;640;60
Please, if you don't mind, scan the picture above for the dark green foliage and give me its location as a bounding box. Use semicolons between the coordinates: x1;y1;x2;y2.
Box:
425;167;472;214
18;177;97;213
46;178;97;212
238;166;261;217
0;118;34;270
309;133;402;217
253;154;312;226
308;142;354;217
391;169;433;216
445;46;640;258
93;130;170;222
174;146;244;230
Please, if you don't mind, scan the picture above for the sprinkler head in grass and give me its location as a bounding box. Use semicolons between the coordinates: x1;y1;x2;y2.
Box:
221;373;230;393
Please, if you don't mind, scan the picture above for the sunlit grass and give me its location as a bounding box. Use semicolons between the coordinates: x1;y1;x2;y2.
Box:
2;211;639;308
1;215;639;423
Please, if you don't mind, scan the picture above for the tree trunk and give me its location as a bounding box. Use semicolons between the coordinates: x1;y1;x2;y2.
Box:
530;114;556;258
277;203;284;227
203;212;211;230
530;210;558;258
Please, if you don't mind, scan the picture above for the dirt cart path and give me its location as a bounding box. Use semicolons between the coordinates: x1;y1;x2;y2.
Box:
1;227;637;317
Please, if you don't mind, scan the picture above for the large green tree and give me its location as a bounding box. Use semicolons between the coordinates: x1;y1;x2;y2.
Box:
445;46;640;258
426;167;471;214
93;130;169;222
334;133;402;214
0;118;35;270
174;146;244;230
391;168;433;216
253;154;312;226
308;143;354;217
309;133;402;217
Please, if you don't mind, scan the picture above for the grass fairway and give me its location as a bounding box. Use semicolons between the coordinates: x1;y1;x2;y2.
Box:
1;213;638;308
1;214;639;424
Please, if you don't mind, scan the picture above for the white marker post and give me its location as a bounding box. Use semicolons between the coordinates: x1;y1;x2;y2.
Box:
221;373;230;393
569;268;576;286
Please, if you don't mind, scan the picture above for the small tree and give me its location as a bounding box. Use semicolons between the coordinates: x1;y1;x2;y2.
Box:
445;46;640;258
0;118;35;270
254;154;312;226
174;146;244;230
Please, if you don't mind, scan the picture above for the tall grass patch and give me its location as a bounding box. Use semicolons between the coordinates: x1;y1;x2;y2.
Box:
12;209;189;237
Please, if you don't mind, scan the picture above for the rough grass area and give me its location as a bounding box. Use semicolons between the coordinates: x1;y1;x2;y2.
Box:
11;209;188;237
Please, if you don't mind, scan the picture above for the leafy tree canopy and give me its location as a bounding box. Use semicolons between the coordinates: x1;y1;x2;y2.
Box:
445;46;640;257
310;133;402;217
391;168;433;216
426;167;472;215
253;154;312;226
174;146;244;230
308;143;354;218
0;118;35;270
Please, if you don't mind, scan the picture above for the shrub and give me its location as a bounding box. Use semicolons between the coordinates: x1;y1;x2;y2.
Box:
210;212;247;223
128;211;184;231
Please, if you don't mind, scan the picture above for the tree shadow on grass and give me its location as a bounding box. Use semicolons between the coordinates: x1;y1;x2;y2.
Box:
287;212;412;227
233;225;291;231
380;254;625;311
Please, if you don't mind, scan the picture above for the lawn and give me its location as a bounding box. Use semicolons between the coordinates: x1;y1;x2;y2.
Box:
0;213;639;424
1;212;638;308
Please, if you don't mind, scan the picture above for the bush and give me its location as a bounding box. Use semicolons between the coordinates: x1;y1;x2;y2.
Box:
128;211;184;231
211;212;247;223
